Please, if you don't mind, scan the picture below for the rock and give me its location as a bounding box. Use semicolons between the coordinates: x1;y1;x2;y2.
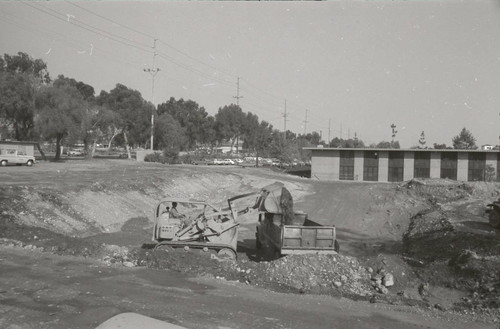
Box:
367;267;373;273
382;273;394;287
340;275;347;282
418;283;430;297
334;281;342;288
375;282;388;294
434;303;446;311
123;261;135;268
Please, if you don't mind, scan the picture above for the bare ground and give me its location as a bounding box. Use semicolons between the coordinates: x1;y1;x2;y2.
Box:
0;160;498;328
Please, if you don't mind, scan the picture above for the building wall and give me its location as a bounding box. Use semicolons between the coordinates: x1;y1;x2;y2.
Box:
457;152;468;181
311;150;339;180
429;152;441;178
310;149;500;183
354;151;364;181
404;152;414;181
377;151;389;182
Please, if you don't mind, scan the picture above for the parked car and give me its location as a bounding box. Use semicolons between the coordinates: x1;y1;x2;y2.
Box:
223;159;235;165
213;159;225;165
191;159;209;165
68;149;85;156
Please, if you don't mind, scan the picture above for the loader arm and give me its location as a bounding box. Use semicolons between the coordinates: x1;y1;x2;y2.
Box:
227;182;288;222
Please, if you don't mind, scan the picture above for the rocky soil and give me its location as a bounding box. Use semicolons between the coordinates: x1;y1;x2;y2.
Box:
0;161;499;326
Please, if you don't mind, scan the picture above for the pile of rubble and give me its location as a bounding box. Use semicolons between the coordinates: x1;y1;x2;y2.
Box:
252;254;373;297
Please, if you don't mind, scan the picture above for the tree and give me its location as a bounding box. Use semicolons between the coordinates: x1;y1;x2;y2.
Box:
0;52;50;141
97;84;152;157
3;52;50;83
154;112;187;155
328;136;365;148
375;141;400;149
433;143;448;149
53;75;101;158
253;121;274;166
214;104;246;150
35;78;86;160
452;127;477;149
157;97;214;149
0;72;36;140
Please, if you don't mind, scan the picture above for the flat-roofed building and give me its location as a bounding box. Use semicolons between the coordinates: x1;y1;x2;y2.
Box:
304;147;500;182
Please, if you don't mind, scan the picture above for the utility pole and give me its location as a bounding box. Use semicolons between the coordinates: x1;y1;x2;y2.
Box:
282;99;288;140
232;77;243;154
328;119;331;144
233;76;243;106
303;109;309;135
144;38;160;151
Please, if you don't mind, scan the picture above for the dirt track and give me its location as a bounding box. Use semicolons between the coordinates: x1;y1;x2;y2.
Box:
0;160;498;328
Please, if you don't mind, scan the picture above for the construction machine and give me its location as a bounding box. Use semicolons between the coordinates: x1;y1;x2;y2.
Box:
152;182;339;259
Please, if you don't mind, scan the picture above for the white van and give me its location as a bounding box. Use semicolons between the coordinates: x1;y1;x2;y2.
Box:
0;148;36;166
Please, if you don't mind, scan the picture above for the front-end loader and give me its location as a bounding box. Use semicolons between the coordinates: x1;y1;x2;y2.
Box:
152;182;339;259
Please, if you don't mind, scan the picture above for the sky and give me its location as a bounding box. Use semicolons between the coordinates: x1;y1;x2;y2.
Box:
1;0;500;148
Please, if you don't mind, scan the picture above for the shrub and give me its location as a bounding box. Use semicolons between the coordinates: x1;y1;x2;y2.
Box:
144;152;167;164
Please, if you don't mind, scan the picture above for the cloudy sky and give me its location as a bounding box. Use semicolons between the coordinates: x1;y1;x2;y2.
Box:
1;0;499;148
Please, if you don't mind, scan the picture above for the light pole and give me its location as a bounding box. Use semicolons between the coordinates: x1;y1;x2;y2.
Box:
144;39;159;150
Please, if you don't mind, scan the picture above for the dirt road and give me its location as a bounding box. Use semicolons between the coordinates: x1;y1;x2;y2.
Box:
1;246;491;329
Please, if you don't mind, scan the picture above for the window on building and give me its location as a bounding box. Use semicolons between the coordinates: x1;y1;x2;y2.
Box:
441;152;457;180
339;150;354;180
468;152;485;181
388;151;404;182
363;151;378;181
414;152;430;178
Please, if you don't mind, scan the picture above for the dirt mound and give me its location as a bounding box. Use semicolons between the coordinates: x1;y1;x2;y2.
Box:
133;248;376;298
401;181;500;315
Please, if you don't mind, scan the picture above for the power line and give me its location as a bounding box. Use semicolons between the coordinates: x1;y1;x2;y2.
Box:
63;1;237;80
0;10;147;69
20;2;153;54
63;0;156;40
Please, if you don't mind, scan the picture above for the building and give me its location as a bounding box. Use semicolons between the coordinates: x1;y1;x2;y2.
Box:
304;147;500;182
481;144;494;150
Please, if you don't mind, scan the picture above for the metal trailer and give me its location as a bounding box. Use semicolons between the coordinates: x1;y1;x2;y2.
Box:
256;212;339;257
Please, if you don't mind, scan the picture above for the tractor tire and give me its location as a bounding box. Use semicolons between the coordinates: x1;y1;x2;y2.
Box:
217;248;237;260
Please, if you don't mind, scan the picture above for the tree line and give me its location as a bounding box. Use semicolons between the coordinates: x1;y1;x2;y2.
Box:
0;52;324;162
0;52;481;163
